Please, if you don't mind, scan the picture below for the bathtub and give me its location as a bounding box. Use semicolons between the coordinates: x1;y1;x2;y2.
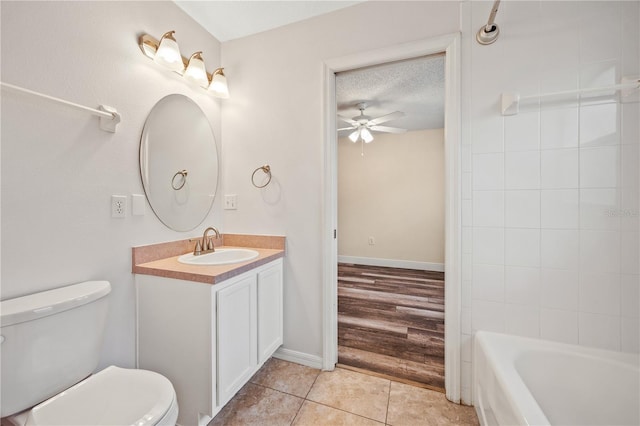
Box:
473;331;639;426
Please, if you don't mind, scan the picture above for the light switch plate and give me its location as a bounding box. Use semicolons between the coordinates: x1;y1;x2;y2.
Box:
132;194;145;216
224;194;237;210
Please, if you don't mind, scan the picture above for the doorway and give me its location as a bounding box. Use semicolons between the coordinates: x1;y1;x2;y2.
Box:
335;55;446;389
322;34;462;403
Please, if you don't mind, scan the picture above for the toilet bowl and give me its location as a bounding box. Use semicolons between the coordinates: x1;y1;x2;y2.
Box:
0;281;178;426
3;366;178;426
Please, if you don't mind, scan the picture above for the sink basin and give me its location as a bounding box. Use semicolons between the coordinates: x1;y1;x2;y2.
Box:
178;248;259;266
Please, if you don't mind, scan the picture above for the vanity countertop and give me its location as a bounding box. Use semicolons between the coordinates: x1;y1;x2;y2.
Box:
132;234;285;285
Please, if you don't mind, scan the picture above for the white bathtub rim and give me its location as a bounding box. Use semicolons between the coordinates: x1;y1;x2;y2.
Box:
475;331;550;426
474;331;640;426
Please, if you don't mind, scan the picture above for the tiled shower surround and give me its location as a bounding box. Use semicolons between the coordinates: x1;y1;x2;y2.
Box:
460;1;639;403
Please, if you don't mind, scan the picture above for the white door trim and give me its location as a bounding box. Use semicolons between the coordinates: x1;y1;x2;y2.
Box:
322;32;462;403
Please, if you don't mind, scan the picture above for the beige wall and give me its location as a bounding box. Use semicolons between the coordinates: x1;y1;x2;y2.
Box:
338;129;444;264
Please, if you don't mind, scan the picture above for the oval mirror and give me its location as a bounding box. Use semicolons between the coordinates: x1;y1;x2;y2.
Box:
140;94;218;231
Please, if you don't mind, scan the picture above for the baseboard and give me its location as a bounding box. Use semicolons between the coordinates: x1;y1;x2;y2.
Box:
338;255;445;272
273;347;324;370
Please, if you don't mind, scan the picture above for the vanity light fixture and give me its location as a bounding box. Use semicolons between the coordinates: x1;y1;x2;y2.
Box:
139;31;230;98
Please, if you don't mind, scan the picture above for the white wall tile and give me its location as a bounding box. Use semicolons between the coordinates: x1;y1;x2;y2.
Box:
505;190;540;228
473;191;504;227
505;266;540;306
580;230;621;273
578;60;620;106
472;113;504;154
622;1;640;76
580;146;620;189
462;199;472;226
540;268;579;311
473;153;504;190
541;148;579;189
505;151;540;190
506;304;540;338
621;232;640;275
460;333;472;362
621;317;640;353
541;229;580;269
473;264;505;302
541;308;578;344
462;307;472;335
461;145;473;172
622;145;639;191
472;300;505;332
579;2;621;64
580;189;620;230
541;189;579;229
541;107;579;149
462;280;472;308
579;271;620;316
579;103;620;147
462;172;473;200
462;253;472;281
578;312;620;351
473;227;504;265
621;103;639;146
462;227;473;254
621;274;640;318
505;228;540;267
505;112;539;152
620;187;639;232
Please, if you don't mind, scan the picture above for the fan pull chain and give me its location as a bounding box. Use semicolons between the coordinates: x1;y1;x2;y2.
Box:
361;139;365;157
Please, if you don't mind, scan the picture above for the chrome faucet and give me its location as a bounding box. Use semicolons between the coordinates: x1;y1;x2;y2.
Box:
193;226;221;255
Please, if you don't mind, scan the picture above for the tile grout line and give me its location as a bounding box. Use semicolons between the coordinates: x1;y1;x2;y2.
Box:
385;379;392;426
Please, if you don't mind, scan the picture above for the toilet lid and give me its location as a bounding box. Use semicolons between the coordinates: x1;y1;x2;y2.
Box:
26;366;175;426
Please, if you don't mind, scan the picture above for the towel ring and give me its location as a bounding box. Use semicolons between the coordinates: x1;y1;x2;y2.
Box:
171;169;188;190
251;165;271;188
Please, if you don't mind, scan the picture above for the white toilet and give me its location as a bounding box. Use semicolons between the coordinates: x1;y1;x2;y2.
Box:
0;281;179;426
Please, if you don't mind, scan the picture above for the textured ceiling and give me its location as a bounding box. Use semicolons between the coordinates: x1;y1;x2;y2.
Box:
336;54;445;133
174;1;362;42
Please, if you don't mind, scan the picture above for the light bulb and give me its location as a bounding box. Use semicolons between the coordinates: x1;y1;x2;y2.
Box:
348;129;360;143
154;31;184;72
209;68;229;98
184;52;209;88
361;128;374;143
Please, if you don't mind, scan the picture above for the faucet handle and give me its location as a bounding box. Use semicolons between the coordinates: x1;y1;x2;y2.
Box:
194;240;202;255
207;237;215;251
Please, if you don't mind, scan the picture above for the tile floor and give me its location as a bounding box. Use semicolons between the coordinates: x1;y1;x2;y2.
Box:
209;358;479;426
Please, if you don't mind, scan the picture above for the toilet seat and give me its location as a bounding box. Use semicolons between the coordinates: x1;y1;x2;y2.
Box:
23;366;177;426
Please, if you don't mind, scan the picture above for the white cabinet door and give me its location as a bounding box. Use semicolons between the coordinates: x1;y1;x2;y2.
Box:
216;274;257;405
257;260;283;365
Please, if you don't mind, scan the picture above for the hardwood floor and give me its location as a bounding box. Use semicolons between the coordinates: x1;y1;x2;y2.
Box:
337;263;445;390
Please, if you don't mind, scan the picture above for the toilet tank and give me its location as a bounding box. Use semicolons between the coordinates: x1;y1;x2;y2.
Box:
0;281;111;417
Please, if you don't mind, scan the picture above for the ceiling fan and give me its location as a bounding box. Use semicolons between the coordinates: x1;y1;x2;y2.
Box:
338;102;406;143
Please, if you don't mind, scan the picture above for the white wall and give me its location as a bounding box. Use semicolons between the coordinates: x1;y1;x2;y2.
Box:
459;0;639;403
220;1;460;364
338;129;445;265
1;1;223;369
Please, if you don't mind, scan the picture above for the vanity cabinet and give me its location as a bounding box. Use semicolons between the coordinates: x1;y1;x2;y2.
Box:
136;258;283;426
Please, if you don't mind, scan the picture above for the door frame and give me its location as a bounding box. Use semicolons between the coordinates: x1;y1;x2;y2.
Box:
321;32;462;403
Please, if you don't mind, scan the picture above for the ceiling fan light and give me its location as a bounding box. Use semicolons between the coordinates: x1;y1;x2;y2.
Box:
361;128;374;143
348;129;360;143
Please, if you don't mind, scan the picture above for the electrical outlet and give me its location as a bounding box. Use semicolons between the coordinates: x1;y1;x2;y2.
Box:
111;195;127;218
224;194;238;210
368;236;375;245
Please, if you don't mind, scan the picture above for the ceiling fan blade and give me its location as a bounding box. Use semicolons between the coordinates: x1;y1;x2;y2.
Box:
369;125;407;134
337;127;356;131
338;115;358;125
368;111;405;126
